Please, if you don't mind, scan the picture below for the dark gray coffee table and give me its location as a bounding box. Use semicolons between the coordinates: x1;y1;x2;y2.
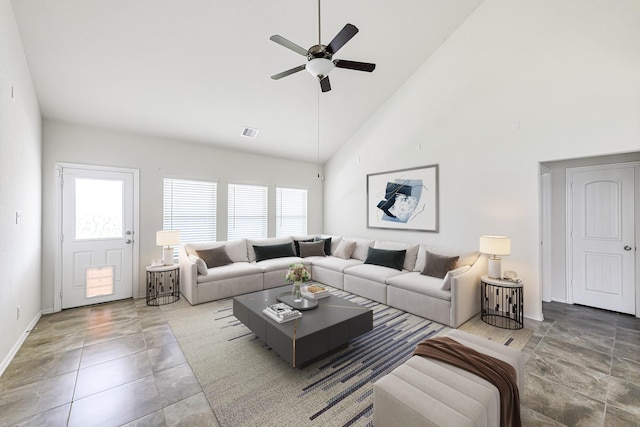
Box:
233;285;373;368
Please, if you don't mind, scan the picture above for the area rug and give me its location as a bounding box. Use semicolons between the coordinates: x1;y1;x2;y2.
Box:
163;288;531;427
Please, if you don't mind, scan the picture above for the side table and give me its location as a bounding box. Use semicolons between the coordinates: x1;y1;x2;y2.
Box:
146;264;180;306
480;275;523;330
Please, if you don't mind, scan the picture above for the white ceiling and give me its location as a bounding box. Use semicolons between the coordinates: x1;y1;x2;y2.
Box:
11;0;484;163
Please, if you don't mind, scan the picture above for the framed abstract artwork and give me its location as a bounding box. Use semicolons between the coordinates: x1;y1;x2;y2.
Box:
367;164;439;232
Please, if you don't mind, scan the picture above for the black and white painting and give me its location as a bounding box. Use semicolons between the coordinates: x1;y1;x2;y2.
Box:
367;164;439;232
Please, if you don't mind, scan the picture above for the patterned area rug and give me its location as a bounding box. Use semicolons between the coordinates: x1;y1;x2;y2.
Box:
164;287;531;427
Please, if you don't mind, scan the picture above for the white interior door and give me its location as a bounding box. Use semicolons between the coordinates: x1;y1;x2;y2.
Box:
570;165;636;314
61;167;134;309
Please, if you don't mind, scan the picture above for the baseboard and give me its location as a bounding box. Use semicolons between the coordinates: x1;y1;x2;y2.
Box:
525;313;544;322
0;311;42;377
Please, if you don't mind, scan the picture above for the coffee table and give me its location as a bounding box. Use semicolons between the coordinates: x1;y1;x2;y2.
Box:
233;285;373;368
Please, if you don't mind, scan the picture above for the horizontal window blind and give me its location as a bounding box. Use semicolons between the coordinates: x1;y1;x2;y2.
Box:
276;187;308;237
228;183;268;240
163;179;217;258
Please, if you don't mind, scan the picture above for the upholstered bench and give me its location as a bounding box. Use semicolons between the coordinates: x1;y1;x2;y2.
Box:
373;329;525;427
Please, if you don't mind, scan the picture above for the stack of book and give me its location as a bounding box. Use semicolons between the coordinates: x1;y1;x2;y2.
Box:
302;284;330;299
262;303;302;323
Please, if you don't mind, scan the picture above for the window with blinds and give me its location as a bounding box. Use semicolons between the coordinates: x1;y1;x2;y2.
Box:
276;187;308;237
163;179;217;257
228;183;268;240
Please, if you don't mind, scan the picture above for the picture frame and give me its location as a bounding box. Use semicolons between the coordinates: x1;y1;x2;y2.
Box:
367;164;439;232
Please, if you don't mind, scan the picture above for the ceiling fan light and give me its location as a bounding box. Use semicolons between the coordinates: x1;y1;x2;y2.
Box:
306;58;335;79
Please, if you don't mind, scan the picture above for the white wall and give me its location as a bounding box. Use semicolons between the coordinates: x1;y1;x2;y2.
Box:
323;0;640;321
41;120;324;311
0;0;42;372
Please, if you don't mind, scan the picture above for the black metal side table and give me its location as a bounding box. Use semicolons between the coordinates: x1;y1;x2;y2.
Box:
146;264;180;306
481;275;523;330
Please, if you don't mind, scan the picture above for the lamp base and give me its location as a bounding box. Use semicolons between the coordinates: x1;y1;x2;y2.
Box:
487;257;502;279
163;247;174;266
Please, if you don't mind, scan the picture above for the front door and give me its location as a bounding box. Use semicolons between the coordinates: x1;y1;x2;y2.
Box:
61;166;135;308
569;164;636;314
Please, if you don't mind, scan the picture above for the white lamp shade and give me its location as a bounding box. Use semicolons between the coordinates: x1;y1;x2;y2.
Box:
156;230;180;247
479;235;511;256
306;58;335;79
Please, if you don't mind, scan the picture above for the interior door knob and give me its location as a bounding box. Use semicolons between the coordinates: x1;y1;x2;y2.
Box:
624;246;632;251
125;239;132;244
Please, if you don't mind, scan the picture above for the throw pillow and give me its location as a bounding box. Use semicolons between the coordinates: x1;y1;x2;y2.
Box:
196;246;233;268
333;239;357;260
299;241;326;257
441;265;471;290
421;251;459;279
188;255;208;275
293;239;313;256
314;236;333;255
364;247;407;271
253;243;295;262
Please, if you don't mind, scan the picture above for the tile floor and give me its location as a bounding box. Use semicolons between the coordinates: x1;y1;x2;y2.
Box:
0;299;639;426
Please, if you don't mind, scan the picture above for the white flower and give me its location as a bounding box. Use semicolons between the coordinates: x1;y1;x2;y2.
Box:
285;263;310;282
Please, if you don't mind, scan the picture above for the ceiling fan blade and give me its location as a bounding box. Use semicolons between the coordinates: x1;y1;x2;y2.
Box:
269;35;309;56
320;76;331;92
271;65;306;80
334;59;376;72
327;24;359;55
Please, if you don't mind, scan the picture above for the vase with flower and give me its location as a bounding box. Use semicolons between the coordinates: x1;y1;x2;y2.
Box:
285;263;311;302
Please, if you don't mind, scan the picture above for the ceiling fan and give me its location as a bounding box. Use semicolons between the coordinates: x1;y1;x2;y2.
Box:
269;0;376;92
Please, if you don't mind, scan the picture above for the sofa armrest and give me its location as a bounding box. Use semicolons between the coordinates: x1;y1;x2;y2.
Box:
449;255;487;327
179;246;198;305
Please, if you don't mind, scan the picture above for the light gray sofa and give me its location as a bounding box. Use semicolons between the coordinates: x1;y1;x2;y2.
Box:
179;235;485;328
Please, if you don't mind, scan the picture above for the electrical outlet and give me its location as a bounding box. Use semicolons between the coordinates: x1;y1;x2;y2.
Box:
17;305;21;320
16;212;22;224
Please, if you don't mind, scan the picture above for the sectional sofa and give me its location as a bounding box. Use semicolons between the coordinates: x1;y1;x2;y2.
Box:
178;235;486;328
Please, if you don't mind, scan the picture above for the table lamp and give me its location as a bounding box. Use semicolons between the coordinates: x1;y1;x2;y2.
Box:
479;235;511;279
157;230;180;265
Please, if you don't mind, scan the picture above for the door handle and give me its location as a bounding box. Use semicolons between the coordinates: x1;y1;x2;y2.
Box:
624;246;632;251
125;239;132;244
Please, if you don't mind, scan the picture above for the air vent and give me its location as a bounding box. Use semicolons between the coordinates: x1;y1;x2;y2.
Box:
241;127;259;138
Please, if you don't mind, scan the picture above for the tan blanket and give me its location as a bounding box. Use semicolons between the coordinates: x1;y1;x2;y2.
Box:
413;336;521;427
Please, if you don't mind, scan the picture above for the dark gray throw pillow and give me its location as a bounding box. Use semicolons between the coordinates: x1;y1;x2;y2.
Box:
253;243;295;262
196;246;233;268
299;241;326;257
421;251;459;279
364;247;407;271
293;239;313;256
314;237;332;255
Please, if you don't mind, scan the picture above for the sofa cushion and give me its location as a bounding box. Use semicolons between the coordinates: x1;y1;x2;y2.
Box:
253;256;308;273
314;236;333;255
197;262;263;283
188;255;208;275
247;237;293;262
421;251;459;279
441;265;471;291
312;256;362;272
334;239;357;259
387;272;452;301
253;243;296;262
364;247;406;271
185;239;249;263
348;237;375;261
299;241;326;257
196;247;233;268
293;239;313;256
345;263;407;282
374;240;420;271
414;245;480;272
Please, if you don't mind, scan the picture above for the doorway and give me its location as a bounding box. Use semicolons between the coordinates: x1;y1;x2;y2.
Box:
55;163;139;310
567;163;636;315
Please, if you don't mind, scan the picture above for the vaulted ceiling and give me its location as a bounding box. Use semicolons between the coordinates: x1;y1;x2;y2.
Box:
11;0;484;163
